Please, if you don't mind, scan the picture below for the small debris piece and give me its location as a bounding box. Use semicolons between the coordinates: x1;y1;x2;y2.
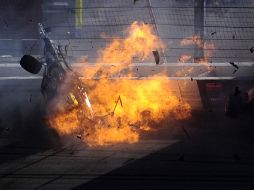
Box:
77;135;82;139
119;96;123;107
232;69;238;74
229;62;239;70
211;31;216;36
181;126;191;139
152;50;160;65
250;47;254;53
234;86;241;96
112;96;123;115
123;158;135;165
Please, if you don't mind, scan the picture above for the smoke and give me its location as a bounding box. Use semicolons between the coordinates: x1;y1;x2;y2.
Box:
0;83;60;147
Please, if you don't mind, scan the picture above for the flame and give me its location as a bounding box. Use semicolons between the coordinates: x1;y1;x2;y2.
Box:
48;108;80;135
87;79;191;121
48;78;191;146
175;67;194;77
179;54;192;63
80;21;165;78
47;22;192;146
180;35;203;48
97;21;164;66
180;35;215;67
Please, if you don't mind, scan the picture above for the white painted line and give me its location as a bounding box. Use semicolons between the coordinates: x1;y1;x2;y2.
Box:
0;76;42;80
132;62;254;67
0;55;12;58
0;61;254;67
0;39;37;41
21;39;38;41
0;39;13;41
73;62;254;67
0;76;236;81
80;76;236;80
53;2;69;6
43;10;66;13
0;64;20;67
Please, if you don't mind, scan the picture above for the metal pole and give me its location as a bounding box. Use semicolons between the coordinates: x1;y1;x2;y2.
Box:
194;0;205;63
146;0;167;64
75;0;83;38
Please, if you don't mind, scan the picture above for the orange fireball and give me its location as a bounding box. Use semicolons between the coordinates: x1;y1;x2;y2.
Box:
47;21;192;147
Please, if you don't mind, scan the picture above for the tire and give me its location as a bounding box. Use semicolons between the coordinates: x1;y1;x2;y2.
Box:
20;55;42;74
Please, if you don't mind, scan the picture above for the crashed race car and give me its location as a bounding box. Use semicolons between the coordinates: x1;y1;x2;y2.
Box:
20;23;94;120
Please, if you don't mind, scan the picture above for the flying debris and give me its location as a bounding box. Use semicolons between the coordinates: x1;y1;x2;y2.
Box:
77;135;82;139
225;86;243;117
211;31;216;36
250;47;254;53
112;96;123;116
152;50;160;65
181;126;191;139
229;62;239;72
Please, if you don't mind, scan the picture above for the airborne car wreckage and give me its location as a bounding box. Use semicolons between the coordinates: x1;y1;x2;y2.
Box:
20;23;94;120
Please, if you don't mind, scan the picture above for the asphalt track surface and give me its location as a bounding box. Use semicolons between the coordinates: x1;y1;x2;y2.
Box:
0;76;254;190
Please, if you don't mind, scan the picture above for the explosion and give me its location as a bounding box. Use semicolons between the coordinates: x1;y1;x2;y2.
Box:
47;21;191;146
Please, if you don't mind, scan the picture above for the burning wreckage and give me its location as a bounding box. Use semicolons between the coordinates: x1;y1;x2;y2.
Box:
20;23;95;134
19;22;192;146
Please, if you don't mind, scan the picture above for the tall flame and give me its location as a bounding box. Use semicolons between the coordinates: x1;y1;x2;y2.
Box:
97;21;165;66
80;21;165;78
